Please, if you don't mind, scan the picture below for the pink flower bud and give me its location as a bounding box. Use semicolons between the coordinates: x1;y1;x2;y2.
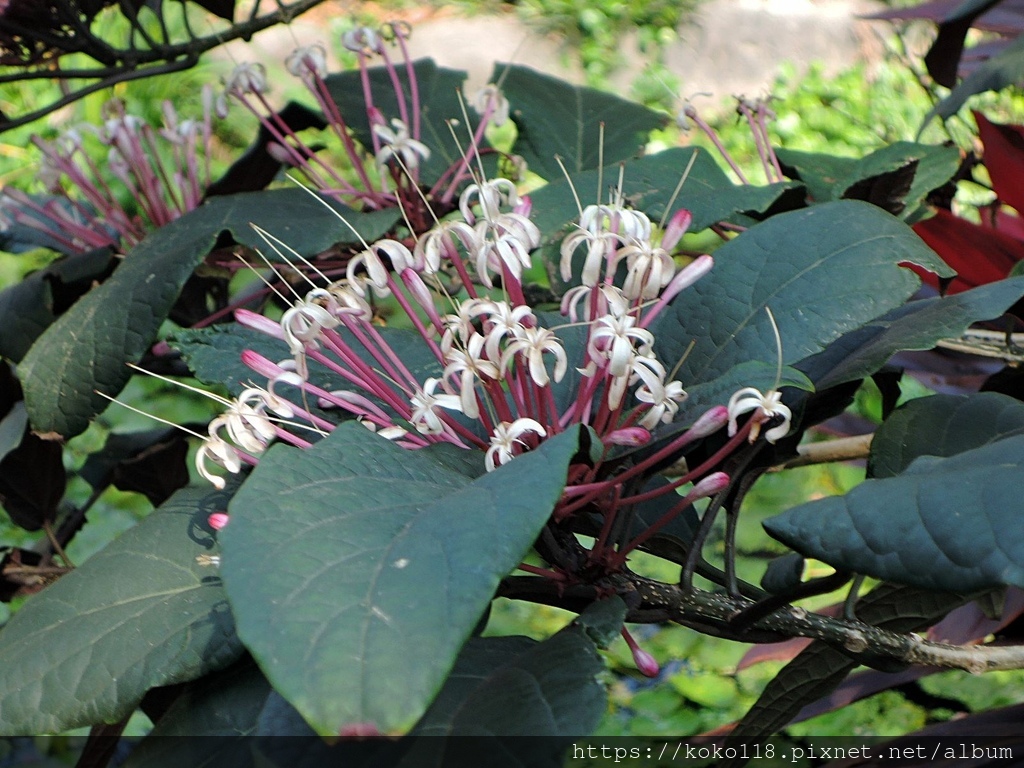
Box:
621;628;660;678
514;194;532;217
208;512;230;531
691;471;730;499
266;141;294;165
662;208;693;252
660;254;713;305
240;349;284;379
632;645;661;678
235;308;285;340
605;427;652;447
687;405;729;439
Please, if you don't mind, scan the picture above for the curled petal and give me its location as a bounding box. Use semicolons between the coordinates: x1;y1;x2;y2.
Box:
727;387;791;443
485;418;547;472
342;27;382;54
224;62;268;96
196;439;242;490
410;377;463;435
286;44;328;79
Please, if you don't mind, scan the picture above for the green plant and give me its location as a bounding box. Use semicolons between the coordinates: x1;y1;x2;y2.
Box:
4;10;1024;766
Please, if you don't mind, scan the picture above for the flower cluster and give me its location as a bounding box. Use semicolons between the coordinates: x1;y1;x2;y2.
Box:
194;150;790;567
44;22;793;587
0;94;216;253
216;22;505;218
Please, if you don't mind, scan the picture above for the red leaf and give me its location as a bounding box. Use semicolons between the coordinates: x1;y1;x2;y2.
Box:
976;111;1024;215
912;208;1024;292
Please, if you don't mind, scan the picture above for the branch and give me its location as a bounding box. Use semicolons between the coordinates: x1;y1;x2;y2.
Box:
773;433;874;470
0;58;199;132
0;0;330;133
629;574;1024;674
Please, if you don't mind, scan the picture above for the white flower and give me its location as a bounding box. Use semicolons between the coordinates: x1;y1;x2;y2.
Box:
280;298;340;379
633;361;687;428
410;377;463;435
560;283;629;323
588;312;654;378
415;219;480;275
342;26;382;54
471;84;510;127
442;334;500;418
559;225;616;287
476;301;534;361
459;178;520;224
619;239;676;300
286;44;328;80
346;239;412;297
502;325;568;387
195;438;242;490
440;298;491;357
322;283;373;322
224;62;269;97
374;118;430;172
473;222;532;288
485;419;547;472
581;203;651;242
281;300;339;356
727;387;792;443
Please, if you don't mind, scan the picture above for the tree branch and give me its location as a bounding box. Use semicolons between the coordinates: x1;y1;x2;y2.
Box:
0;0;330;132
628;574;1024;674
773;433;874;470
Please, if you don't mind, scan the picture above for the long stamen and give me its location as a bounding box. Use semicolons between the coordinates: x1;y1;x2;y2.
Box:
97;392;208;440
658;150;698;231
765;305;783;391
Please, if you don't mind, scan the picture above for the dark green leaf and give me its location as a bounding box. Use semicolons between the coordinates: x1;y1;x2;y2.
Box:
137;659;270;738
19;190;398;438
724;642;856;760
869;392;1024;479
765;434;1024;592
0;401;27;465
415;624;606;737
654;201;953;396
570;596;627;649
497;63;667;179
801;277;1024;389
761;554;805;595
324;59;484;187
0;485;242;734
0;428;64;531
220;423;580;735
779;142;960;220
0;248;114;363
83;428;190;506
399;627;606;767
925;0;1003;87
775;147;858;203
925;34;1024;125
